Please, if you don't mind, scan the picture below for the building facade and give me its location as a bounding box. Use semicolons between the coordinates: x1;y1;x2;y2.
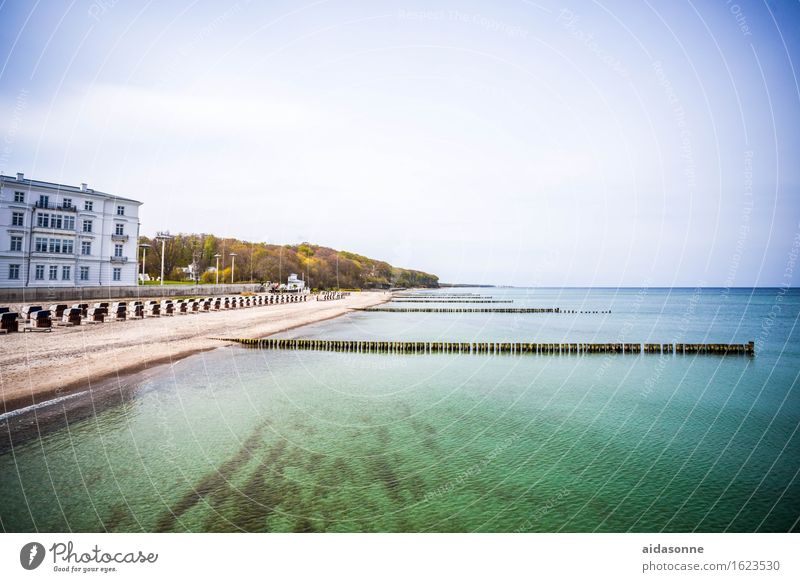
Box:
286;273;306;291
0;173;142;288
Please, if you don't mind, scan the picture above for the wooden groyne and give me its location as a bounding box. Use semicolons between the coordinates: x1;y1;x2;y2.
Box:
393;294;492;299
392;299;514;304
361;307;613;314
213;338;755;356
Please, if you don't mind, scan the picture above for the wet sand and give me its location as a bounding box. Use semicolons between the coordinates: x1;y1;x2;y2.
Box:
0;292;389;414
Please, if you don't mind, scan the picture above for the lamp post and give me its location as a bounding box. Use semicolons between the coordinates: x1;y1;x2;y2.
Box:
139;243;151;284
214;253;221;285
229;253;237;286
155;231;173;286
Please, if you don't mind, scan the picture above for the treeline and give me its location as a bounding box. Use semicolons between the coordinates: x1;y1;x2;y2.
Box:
138;234;439;289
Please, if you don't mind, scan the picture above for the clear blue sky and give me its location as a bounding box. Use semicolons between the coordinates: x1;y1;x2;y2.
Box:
1;0;799;286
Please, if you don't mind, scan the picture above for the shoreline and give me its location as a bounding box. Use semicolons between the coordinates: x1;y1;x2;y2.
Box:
0;291;390;415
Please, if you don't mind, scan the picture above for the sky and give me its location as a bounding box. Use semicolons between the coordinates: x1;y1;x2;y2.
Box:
1;0;799;286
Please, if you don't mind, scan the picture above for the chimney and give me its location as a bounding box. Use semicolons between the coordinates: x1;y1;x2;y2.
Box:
16;172;24;181
80;183;87;191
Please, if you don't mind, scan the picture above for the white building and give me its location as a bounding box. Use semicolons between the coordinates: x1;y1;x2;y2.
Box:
0;173;142;287
286;273;306;291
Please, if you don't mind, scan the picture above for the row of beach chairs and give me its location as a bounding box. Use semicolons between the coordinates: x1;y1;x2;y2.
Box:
316;291;350;301
0;293;311;333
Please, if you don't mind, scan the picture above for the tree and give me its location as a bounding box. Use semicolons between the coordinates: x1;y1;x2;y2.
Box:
137;234;439;289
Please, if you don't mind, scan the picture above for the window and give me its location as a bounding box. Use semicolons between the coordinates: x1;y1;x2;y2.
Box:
62;198;72;208
35;265;44;280
34;237;73;254
80;266;90;281
117;205;125;216
51;214;63;229
84;200;93;211
113;267;121;282
82;220;93;233
37;213;49;228
10;236;22;252
115;223;124;236
62;266;71;280
8;264;20;280
81;241;92;255
38;194;49;207
12;212;24;226
14;191;24;203
114;243;123;257
49;265;58;280
64;216;75;230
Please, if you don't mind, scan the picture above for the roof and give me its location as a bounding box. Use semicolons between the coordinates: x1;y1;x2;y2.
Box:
0;174;142;205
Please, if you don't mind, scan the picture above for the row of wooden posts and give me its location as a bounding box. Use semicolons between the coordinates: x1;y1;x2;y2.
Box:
392;295;491;299
216;338;755;356
392;299;514;304
361;307;613;314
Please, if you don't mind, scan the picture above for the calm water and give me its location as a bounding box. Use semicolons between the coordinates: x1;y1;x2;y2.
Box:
1;288;798;532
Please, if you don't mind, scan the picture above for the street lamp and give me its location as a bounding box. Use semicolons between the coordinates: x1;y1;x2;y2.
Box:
229;253;237;285
139;243;151;284
214;253;221;285
155;231;173;286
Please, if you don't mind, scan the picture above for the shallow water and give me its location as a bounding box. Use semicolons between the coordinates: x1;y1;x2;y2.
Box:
0;288;798;532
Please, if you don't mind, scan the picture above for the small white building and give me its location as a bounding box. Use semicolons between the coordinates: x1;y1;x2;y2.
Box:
0;173;143;287
286;273;306;291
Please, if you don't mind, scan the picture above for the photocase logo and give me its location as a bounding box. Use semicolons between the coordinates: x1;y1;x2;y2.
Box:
20;542;46;570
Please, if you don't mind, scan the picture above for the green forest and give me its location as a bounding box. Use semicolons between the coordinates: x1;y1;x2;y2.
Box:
137;234;439;290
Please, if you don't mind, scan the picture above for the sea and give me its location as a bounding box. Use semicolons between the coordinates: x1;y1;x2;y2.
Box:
0;288;798;532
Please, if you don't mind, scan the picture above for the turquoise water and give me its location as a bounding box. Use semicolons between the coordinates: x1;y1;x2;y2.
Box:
0;288;798;532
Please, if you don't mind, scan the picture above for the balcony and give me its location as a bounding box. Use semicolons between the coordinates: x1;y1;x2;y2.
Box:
110;255;128;263
35;201;77;212
111;233;129;242
33;224;77;233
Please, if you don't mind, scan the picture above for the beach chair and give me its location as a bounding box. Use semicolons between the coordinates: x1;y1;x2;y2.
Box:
112;304;127;321
161;300;175;316
0;312;19;333
26;310;52;331
92;302;109;317
73;303;89;317
49;304;68;319
87;307;105;323
62;308;82;326
176;300;188;314
130;301;145;319
20;305;43;321
145;301;161;317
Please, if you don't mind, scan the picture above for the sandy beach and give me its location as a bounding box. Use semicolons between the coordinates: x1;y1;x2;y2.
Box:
0;292;389;414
